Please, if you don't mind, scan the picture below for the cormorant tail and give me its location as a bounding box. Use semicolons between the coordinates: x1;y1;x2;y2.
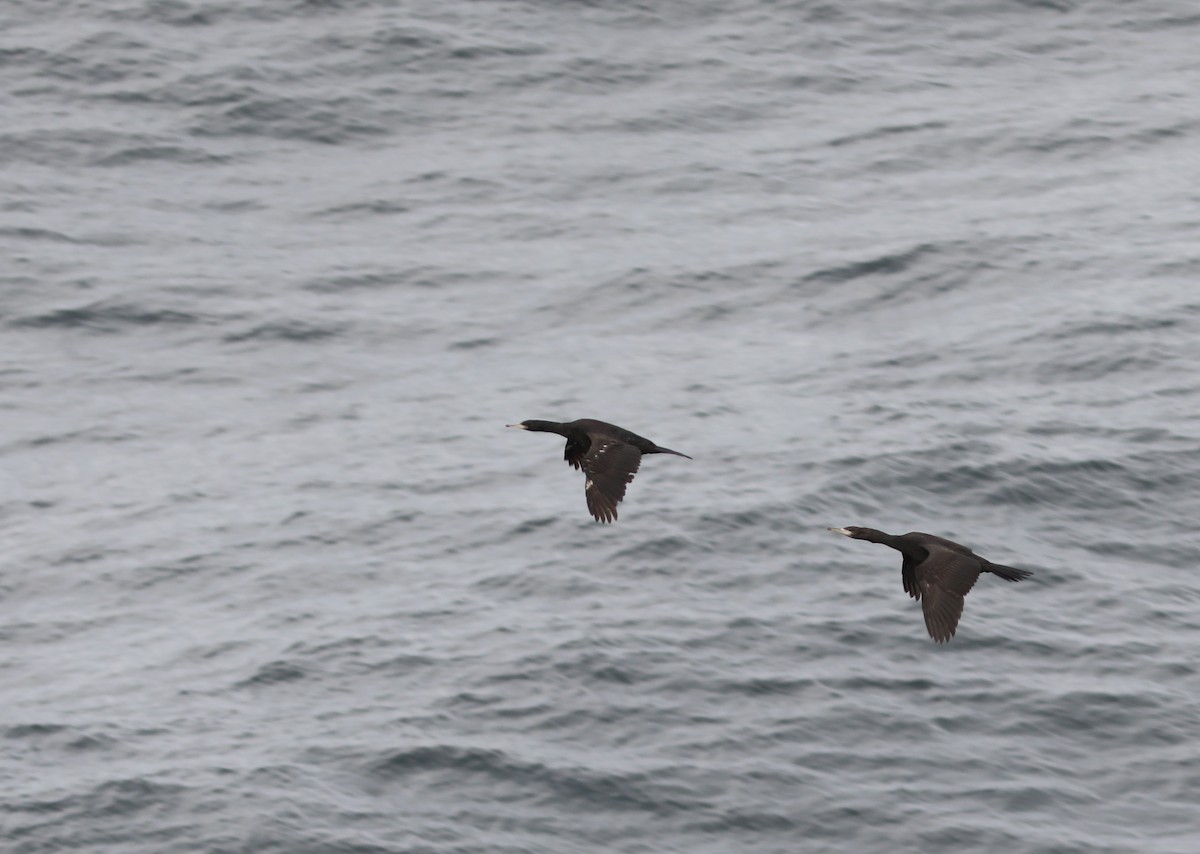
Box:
653;446;692;459
988;563;1032;582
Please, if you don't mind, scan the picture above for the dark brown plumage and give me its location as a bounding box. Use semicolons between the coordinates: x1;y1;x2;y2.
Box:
507;419;691;522
829;526;1032;642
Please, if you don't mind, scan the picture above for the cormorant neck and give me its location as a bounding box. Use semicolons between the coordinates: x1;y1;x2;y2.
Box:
520;420;568;435
854;528;903;548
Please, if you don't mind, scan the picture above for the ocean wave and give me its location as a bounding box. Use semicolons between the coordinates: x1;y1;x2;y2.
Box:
368;744;703;815
0;129;221;168
10;301;203;332
222;320;342;343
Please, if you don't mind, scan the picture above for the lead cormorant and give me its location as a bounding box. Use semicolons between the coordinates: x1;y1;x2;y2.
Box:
507;419;691;523
828;526;1033;642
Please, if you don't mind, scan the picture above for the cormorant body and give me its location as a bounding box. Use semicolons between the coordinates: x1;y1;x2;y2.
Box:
828;526;1032;642
507;418;691;522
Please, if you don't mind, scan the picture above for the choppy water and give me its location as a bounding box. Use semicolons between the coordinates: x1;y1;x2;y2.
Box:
4;1;1200;852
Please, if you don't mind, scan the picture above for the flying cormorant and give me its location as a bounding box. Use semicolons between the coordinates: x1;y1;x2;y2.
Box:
507;419;691;523
829;526;1032;642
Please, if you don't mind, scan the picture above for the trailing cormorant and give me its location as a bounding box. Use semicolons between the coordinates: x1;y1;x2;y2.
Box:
829;526;1032;642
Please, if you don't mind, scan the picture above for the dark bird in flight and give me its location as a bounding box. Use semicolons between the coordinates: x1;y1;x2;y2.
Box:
507;419;692;522
828;526;1033;643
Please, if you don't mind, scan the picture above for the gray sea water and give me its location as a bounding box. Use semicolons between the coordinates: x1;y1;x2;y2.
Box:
4;1;1200;851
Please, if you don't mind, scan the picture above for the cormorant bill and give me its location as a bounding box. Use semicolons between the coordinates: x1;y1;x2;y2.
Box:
507;419;692;523
828;526;1033;643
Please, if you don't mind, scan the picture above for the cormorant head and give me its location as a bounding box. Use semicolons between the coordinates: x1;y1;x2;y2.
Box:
506;420;561;433
828;526;895;545
829;526;868;539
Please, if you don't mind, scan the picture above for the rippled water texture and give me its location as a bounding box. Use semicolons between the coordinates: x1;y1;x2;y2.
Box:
3;1;1200;852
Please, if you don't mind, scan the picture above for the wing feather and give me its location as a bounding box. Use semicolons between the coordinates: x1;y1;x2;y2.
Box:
915;546;983;643
564;438;587;471
580;440;642;523
901;551;923;600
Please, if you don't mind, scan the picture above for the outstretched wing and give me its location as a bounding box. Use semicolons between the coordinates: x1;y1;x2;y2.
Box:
915;546;983;643
580;440;642;523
